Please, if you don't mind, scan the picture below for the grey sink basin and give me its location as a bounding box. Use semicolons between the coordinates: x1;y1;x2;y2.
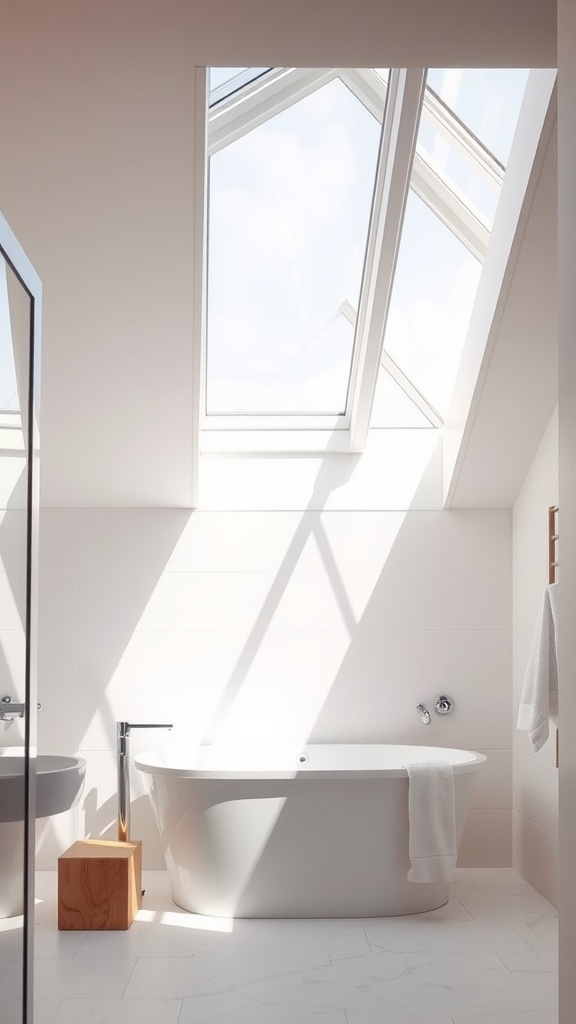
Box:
0;750;86;822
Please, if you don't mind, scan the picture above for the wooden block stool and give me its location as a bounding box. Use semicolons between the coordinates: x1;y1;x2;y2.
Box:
58;839;142;930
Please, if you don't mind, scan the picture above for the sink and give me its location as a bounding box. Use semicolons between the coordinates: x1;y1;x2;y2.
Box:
0;749;86;822
0;749;86;917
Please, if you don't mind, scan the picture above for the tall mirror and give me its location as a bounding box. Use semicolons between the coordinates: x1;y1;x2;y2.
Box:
0;212;41;1024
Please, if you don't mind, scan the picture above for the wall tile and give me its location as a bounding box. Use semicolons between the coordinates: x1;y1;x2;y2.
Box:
0;509;26;572
38;690;76;754
39;510;77;572
78;509;190;573
513;568;549;632
445;630;511;690
513;752;543;823
445;573;511;630
471;749;512;810
76;689;225;752
38;630;76;693
308;687;448;746
327;629;445;692
77;629;254;693
167;511;301;573
0;628;26;698
356;573;444;631
270;511;444;575
513;629;533;688
538;829;558;907
537;762;559;837
435;688;511;750
458;810;512;866
38;573;76;631
513;810;540;883
266;571;381;632
0;571;25;630
444;510;511;572
78;572;273;632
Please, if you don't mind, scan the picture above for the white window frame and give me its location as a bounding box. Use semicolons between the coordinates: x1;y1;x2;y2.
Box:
194;65;505;456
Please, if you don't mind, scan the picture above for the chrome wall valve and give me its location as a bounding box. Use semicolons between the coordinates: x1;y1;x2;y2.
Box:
434;695;454;715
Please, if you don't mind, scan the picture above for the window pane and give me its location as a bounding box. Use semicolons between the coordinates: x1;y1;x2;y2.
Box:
383;190;482;418
418;103;500;226
371;368;434;428
209;67;271;106
206;77;381;415
426;68;529;166
0;259;20;411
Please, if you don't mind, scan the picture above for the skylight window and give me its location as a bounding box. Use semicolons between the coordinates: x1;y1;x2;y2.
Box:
206;76;381;418
426;68;530;166
198;66;531;452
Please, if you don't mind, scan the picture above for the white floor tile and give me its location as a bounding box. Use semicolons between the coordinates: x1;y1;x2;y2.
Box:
329;949;557;1016
179;993;347;1023
48;997;182;1024
33;957;137;1000
497;948;558;972
452;1013;557;1024
363;916;554;954
234;964;343;1010
345;1014;454;1024
454;880;558;922
34;1000;62;1024
454;867;528;885
27;870;559;1021
124;950;332;999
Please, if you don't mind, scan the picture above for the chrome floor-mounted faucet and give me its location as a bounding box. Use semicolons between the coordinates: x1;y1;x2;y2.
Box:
117;721;173;842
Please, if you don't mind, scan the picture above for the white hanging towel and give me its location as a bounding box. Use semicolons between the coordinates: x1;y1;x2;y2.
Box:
405;761;456;883
517;582;559;753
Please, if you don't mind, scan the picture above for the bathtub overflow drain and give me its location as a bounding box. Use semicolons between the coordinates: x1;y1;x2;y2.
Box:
297;753;309;765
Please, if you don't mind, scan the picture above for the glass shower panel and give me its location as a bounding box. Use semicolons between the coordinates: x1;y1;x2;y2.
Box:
0;219;40;1024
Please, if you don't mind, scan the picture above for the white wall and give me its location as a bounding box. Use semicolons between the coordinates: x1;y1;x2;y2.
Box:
33;441;513;869
558;1;576;1018
512;407;558;905
0;0;556;511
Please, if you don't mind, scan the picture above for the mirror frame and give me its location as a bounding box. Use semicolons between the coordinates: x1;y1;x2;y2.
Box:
0;209;41;1023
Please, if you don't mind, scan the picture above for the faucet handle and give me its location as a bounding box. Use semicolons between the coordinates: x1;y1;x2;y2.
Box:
434;695;454;716
125;723;173;731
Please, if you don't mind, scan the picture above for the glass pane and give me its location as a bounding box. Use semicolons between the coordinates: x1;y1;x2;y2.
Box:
0;265;20;411
371;367;434;428
426;68;529;166
206;77;381;415
373;68;390;85
418;102;500;226
383;190;482;417
209;67;271;106
0;255;32;1024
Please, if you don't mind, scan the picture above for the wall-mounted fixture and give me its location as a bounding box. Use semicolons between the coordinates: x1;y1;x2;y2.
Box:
0;696;42;722
416;703;431;725
434;695;454;715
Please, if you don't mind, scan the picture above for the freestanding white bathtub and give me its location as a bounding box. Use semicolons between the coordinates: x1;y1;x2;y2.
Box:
135;744;486;919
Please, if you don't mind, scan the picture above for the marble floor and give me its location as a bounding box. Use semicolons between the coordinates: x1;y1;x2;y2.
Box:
6;868;560;1023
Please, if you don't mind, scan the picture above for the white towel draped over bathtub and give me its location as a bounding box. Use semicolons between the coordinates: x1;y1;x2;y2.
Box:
517;582;559;753
405;761;456;883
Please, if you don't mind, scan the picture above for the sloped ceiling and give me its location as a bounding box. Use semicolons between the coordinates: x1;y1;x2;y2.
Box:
446;120;557;508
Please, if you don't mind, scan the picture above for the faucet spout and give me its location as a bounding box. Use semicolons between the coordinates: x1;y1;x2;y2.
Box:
416;703;431;725
117;721;173;842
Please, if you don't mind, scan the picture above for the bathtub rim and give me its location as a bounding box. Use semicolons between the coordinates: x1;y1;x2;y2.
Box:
134;743;487;780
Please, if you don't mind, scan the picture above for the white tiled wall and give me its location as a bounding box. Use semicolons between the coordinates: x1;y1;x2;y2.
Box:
512;407;559;905
35;490;513;868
